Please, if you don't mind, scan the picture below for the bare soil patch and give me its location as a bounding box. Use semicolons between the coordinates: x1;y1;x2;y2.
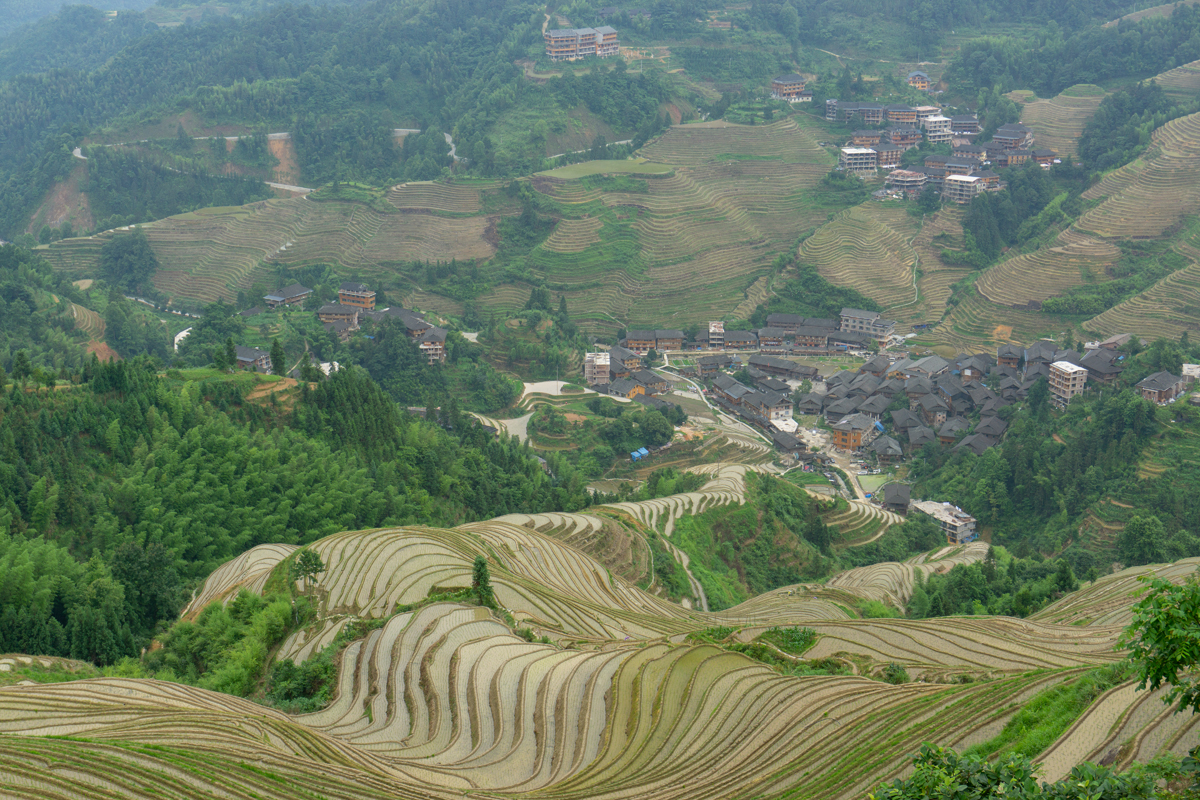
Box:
86;341;119;362
268;136;300;185
992;324;1014;339
247;377;297;401
26;161;93;234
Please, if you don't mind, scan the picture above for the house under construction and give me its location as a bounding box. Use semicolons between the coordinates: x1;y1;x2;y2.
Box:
544;26;619;61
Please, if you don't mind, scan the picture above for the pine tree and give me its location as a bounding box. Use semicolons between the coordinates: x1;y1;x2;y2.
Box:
472;555;495;608
270;339;286;376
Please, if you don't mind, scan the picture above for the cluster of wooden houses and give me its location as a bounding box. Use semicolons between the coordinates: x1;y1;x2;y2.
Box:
800;350;1015;461
259;281;449;365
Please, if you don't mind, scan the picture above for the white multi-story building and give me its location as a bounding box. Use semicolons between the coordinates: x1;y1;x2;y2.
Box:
942;174;983;204
922;114;952;145
708;321;725;350
1049;360;1088;406
912;501;978;544
584;352;611;386
839;147;877;174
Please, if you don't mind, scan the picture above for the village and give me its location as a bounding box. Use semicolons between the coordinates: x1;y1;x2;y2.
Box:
584;315;1198;537
216;281;451;374
769;71;1059;203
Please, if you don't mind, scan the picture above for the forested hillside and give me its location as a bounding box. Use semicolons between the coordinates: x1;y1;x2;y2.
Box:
0;357;600;664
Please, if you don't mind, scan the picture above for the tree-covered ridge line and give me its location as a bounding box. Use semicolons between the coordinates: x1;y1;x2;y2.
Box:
947;5;1200;98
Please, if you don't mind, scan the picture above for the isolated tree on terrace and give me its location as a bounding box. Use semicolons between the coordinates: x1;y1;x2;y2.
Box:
472;555;495;609
290;549;325;592
270;339;286;377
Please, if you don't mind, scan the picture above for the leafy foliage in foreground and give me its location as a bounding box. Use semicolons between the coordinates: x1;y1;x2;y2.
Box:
870;745;1157;799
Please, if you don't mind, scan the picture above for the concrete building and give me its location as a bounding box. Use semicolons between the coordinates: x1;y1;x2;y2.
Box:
886;169;928;195
922;114;952;145
584;352;611;386
707;321;725;350
942;174;983;204
544;26;619;61
907;71;931;91
840;308;896;345
912;500;978;544
839;147;877;174
1049;360;1088;406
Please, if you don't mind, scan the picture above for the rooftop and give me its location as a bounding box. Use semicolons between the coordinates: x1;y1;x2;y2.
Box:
1051;360;1087;374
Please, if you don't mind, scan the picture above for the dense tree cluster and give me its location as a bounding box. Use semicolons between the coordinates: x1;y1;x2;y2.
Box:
1078;81;1196;171
0;244;86;373
947;6;1200;97
0;355;600;665
86;148;272;229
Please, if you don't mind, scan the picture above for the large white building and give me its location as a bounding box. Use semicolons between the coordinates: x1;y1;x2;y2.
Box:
922;114;952;145
1049;360;1088;406
584;352;611;386
912;501;978;544
943;174;983;204
839;147;877;174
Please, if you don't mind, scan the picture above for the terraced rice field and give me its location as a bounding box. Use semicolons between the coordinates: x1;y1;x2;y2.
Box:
1038;681;1200;780
1032;557;1200;629
1018;85;1106;158
0;642;1113;800
800;204;918;310
43;121;836;329
822;499;902;546
3;474;1198;798
42;195;501;305
1077;112;1200;239
976;227;1119;307
1154;57;1200;100
929;288;1063;351
781;616;1121;679
907;206;971;327
490;119;834;333
1081;216;1200;339
825;543;990;607
70;302;104;340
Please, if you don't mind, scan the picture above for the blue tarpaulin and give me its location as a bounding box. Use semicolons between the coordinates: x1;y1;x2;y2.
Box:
874;421;885;432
